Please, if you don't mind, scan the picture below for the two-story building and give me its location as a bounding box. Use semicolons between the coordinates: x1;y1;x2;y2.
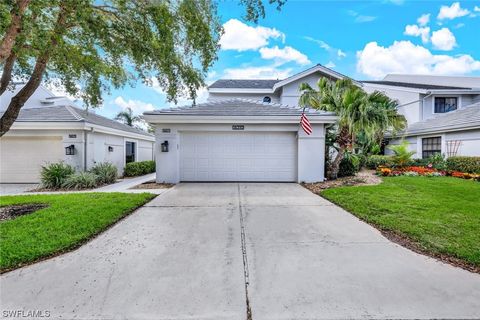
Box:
145;64;480;183
362;75;480;158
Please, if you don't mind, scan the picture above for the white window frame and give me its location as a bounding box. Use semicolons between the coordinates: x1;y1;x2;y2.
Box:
432;95;461;114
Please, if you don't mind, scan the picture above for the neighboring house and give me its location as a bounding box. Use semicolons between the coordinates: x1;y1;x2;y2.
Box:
208;64;360;106
0;85;154;183
362;75;480;158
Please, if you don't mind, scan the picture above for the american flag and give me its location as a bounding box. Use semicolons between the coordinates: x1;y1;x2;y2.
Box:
300;109;312;135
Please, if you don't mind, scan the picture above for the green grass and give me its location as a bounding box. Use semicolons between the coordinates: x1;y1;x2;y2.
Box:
321;177;480;266
0;193;155;272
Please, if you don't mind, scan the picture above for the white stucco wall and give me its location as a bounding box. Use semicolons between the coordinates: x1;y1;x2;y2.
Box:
153;123;326;183
87;131;154;175
422;94;476;121
208;92;280;103
388;129;480;158
363;84;422;125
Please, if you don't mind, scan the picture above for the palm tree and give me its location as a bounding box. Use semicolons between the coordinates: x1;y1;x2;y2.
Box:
299;78;406;179
114;107;142;127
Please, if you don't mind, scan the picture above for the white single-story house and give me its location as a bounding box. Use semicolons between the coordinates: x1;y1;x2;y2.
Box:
144;99;336;183
0;85;154;183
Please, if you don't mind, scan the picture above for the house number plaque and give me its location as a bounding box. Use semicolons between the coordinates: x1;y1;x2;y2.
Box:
232;124;244;130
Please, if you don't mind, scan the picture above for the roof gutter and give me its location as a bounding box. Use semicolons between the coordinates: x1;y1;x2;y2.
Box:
143;114;337;124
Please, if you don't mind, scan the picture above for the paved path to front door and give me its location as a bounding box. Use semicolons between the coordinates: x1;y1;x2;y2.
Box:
1;183;480;319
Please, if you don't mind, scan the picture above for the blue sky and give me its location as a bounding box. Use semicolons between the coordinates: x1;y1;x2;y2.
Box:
94;0;480;119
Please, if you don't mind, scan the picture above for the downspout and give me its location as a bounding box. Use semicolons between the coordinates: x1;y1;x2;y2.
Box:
83;127;94;171
83;130;87;171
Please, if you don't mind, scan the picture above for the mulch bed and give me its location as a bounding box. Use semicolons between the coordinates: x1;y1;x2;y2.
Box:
0;204;49;221
130;181;174;190
302;169;382;193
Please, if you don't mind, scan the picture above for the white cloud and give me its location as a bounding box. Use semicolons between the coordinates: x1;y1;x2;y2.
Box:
404;24;430;43
219;19;284;51
304;36;347;59
325;61;336;68
417;13;430;26
431;27;457;50
438;2;470;20
475;6;480;12
355;15;377;23
223;66;292;79
348;10;377;23
113;96;156;114
356;40;480;79
259;46;310;65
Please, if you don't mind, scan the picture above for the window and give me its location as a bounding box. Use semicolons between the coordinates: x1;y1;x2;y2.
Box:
263;96;271;103
422;137;441;159
126;141;136;163
434;97;457;113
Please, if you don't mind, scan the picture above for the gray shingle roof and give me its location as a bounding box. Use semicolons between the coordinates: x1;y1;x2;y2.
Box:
405;102;480;135
3;105;152;137
144;98;334;116
362;80;471;90
208;79;281;89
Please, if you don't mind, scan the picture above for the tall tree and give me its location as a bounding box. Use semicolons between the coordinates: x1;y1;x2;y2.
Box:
299;78;406;179
0;0;285;137
115;107;142;127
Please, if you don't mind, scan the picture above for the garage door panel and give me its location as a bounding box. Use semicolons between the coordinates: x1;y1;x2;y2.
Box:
0;136;64;183
180;132;297;182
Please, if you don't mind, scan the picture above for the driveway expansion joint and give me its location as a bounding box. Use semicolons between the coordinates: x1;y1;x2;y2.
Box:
237;183;252;320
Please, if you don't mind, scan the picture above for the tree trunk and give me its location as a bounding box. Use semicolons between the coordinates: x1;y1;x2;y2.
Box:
0;0;30;63
328;126;352;180
0;52;16;96
329;146;346;180
0;4;68;137
0;55;48;136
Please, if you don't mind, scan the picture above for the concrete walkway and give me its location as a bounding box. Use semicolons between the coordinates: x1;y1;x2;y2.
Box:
0;173;166;196
1;183;479;319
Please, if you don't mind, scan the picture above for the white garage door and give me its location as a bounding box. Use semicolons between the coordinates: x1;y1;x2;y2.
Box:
0;136;64;183
180;131;297;182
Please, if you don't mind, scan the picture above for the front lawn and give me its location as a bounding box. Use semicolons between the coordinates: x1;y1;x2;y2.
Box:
321;177;480;269
0;193;155;272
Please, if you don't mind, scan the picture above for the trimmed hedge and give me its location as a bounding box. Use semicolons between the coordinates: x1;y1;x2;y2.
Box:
124;160;156;177
446;156;480;174
365;155;393;169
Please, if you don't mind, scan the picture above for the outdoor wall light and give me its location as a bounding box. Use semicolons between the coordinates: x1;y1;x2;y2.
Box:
65;144;75;155
108;146;114;152
161;141;169;152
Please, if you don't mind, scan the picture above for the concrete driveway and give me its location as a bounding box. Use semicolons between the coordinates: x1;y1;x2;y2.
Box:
1;183;479;319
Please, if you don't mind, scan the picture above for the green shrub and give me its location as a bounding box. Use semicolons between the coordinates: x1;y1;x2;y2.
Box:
357;154;367;169
411;158;429;167
446;156;480;173
40;162;75;189
124;160;155;177
338;153;360;178
62;172;98;189
365;155;393;169
91;162;118;184
388;140;415;168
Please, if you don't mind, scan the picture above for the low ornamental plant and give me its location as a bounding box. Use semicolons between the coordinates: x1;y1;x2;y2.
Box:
376;165;479;180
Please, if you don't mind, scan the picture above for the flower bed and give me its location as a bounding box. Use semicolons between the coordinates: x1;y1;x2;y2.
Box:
377;166;479;181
